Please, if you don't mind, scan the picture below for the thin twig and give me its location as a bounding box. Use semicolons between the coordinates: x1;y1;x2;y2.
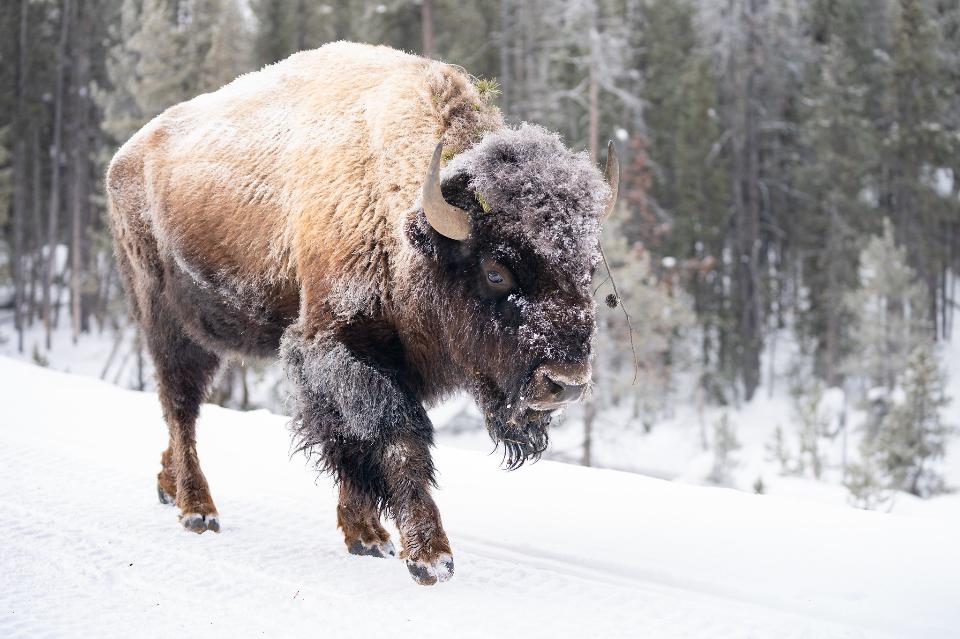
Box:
599;244;640;383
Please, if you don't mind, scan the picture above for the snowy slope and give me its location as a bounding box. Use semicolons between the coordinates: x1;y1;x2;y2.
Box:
1;357;957;639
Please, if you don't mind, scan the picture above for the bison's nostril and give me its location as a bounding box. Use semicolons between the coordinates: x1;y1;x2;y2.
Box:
546;379;565;397
529;365;591;410
543;373;586;404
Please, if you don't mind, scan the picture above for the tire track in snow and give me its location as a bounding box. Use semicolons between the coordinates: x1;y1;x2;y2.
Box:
0;423;877;639
452;533;885;638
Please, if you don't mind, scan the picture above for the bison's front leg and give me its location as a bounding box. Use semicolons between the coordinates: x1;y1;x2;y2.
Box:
282;329;454;585
377;433;454;584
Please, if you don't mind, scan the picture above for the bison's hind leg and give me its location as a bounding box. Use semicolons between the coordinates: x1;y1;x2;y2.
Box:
143;305;222;534
337;482;396;558
108;154;221;533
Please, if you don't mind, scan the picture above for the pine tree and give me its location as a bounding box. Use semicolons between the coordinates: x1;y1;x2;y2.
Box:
250;0;339;68
844;454;891;510
130;0;191;118
641;0;732;399
843;218;930;393
791;376;829;479
0;127;12;268
689;0;810;400
867;343;954;497
251;0;294;65
766;423;794;473
595;220;694;427
98;0;188;143
188;0;254;94
97;0;145;143
796;0;880;386
708;412;740;485
882;0;959;337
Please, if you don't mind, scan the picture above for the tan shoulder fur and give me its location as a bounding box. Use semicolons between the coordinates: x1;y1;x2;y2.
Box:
107;41;503;325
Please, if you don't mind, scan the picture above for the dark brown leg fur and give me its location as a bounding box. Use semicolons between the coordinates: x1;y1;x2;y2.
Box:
361;435;453;585
337;482;395;558
148;324;221;533
383;445;453;585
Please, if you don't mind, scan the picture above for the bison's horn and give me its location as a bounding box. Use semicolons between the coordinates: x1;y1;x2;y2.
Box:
602;140;620;221
423;142;471;241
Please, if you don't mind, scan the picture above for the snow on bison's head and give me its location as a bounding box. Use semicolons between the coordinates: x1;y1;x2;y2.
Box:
405;124;619;468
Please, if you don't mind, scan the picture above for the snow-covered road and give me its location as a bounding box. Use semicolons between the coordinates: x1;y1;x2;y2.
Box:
1;357;956;638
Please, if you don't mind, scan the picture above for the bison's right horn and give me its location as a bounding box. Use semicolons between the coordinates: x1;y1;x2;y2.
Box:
423;142;471;241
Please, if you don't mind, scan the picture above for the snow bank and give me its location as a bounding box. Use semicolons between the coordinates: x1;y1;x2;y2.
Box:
1;357;957;638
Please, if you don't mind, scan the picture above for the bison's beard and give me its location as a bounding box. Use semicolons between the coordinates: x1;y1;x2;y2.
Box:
474;377;552;470
488;410;551;469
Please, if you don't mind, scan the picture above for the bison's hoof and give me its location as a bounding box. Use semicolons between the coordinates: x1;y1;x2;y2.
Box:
348;538;396;559
157;485;175;505
405;553;454;586
180;512;220;533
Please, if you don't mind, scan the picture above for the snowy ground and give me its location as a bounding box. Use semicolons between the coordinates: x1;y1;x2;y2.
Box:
2;356;958;638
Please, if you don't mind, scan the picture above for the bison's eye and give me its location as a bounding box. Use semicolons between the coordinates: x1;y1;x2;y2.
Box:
481;258;514;294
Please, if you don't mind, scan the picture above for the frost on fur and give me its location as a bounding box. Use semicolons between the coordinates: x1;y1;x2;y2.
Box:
445;123;607;279
281;327;430;444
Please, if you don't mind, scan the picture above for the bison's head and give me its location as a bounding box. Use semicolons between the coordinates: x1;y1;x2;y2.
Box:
407;125;619;468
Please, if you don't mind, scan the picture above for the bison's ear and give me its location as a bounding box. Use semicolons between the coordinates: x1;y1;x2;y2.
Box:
602;140;620;222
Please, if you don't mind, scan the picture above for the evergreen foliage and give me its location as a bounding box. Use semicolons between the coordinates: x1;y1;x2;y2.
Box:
865;343;954;497
843;218;931;393
708;412;740;485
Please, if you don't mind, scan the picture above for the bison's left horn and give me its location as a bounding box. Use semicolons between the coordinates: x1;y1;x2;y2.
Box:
423;142;471;241
602;140;620;221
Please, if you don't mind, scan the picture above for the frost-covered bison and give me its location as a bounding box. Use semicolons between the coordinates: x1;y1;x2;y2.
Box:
106;42;618;585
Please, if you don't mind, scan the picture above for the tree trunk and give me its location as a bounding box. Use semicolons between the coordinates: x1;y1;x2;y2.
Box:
587;6;599;163
421;0;434;58
12;0;30;353
582;399;595;467
588;67;599;163
295;0;307;51
70;126;83;343
70;0;92;342
240;365;250;409
13;140;26;352
732;0;764;400
824;206;840;387
29;127;43;325
96;260;116;332
43;0;73;350
498;0;511;114
53;259;69;328
334;0;350;40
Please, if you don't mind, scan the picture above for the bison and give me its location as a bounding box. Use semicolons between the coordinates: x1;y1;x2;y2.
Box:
106;42;618;585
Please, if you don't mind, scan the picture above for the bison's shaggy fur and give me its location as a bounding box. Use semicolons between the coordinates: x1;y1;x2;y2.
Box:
106;42;609;584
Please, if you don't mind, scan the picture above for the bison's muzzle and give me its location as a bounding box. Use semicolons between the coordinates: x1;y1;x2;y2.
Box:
524;363;591;412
